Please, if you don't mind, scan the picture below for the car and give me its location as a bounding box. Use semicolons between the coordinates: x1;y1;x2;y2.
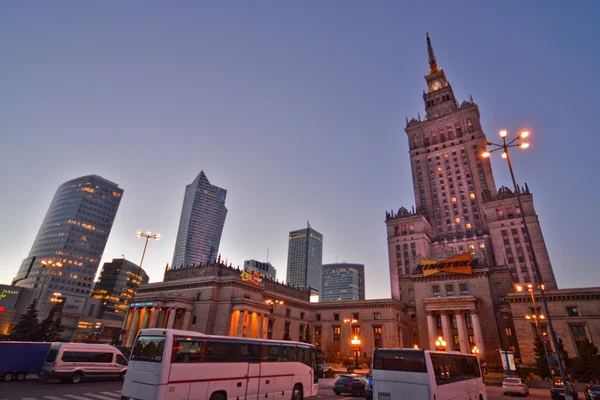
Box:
551;379;578;400
333;374;368;397
319;364;335;378
584;384;600;400
502;376;529;397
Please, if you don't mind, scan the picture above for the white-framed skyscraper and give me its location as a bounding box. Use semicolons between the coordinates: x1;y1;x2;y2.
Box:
172;171;228;268
286;222;323;296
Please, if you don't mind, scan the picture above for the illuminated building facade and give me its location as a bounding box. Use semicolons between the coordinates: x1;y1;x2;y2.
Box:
244;259;277;280
321;263;365;302
13;175;123;325
385;34;558;364
286;222;323;295
172;171;228;268
91;258;149;321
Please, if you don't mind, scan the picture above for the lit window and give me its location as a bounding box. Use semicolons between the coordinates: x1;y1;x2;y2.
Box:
466;223;472;229
468;244;475;250
444;154;449;158
479;243;485;248
455;217;461;223
451;197;457;203
470;193;475;199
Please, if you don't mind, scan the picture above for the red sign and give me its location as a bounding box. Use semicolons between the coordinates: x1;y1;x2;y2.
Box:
0;306;5;314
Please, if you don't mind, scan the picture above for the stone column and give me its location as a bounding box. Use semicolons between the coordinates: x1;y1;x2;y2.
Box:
167;308;177;328
156;308;166;328
181;310;191;329
455;312;469;354
149;307;159;328
125;308;141;347
426;312;436;350
262;315;269;338
246;312;254;338
229;311;238;336
440;312;453;351
140;308;150;330
236;310;245;337
471;312;485;356
257;315;264;339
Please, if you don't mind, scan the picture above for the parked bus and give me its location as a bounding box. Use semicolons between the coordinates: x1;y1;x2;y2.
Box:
372;348;486;400
121;328;319;400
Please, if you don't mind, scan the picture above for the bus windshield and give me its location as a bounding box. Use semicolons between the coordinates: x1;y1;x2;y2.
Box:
131;335;166;363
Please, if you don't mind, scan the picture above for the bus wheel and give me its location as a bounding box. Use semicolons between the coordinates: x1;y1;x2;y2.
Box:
16;373;26;381
210;392;226;400
3;373;13;382
292;384;303;400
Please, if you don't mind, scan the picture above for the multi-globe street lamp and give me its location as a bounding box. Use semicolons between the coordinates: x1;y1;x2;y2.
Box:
435;336;447;351
119;230;160;345
483;130;570;398
351;335;362;369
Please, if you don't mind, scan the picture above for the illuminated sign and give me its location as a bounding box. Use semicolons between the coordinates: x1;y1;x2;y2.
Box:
130;301;155;308
421;253;473;276
0;307;5;314
0;289;19;301
241;270;262;286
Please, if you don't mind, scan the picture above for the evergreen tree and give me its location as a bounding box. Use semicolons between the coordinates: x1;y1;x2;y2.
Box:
43;317;64;342
37;313;54;341
558;338;570;367
533;336;552;380
570;339;600;381
303;326;312;344
282;331;291;341
10;300;40;341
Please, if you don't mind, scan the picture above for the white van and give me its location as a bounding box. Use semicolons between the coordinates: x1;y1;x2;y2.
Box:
40;343;128;384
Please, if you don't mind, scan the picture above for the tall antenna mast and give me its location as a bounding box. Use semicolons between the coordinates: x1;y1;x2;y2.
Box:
266;247;270;263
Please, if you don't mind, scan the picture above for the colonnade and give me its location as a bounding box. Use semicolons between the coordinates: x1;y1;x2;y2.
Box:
229;309;270;339
426;310;484;355
124;306;190;347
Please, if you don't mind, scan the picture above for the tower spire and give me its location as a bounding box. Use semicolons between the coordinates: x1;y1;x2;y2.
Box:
426;31;438;73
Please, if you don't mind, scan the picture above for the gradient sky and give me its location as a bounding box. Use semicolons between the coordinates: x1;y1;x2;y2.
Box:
1;1;599;299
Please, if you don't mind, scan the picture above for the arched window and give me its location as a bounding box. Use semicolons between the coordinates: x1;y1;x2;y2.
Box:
467;119;474;133
455;122;463;137
413;135;419;149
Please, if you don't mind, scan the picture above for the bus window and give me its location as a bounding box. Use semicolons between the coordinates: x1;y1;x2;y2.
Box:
373;349;426;373
262;344;281;361
281;345;298;362
238;342;261;362
131;335;166;363
205;340;237;362
298;346;311;367
172;337;205;363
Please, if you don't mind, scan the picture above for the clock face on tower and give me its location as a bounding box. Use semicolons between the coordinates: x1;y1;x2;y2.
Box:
430;81;443;91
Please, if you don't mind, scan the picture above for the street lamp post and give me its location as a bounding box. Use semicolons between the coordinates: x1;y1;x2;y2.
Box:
435;336;447;351
483;130;570;398
517;283;554;379
119;230;160;346
50;292;62;315
351;335;361;369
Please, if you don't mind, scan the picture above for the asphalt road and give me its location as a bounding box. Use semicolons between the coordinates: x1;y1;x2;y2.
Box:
0;377;560;400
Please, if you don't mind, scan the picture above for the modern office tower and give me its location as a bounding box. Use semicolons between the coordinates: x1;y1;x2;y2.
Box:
321;263;365;302
13;175;123;319
90;258;149;321
244;259;277;280
286;222;323;295
172;171;228;268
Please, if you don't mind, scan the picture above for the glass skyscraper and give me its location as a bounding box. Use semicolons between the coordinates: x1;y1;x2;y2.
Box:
91;258;149;321
172;171;228;268
321;263;365;302
286;222;323;295
14;175;123;319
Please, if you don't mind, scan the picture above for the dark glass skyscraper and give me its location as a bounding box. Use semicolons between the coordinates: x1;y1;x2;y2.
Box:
91;258;149;321
321;263;365;301
286;222;323;295
172;171;228;268
14;175;123;319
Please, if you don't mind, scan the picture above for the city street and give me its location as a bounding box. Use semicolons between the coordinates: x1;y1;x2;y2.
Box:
0;377;577;400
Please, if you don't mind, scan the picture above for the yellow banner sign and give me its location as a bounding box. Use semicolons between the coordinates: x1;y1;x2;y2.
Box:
421;253;473;276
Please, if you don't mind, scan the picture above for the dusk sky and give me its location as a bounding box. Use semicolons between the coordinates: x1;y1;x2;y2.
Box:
1;1;599;299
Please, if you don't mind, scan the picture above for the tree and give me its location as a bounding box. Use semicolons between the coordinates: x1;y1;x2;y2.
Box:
324;342;341;363
37;313;54;341
282;331;291;341
10;300;40;341
302;326;312;344
533;336;552;380
557;338;570;367
569;339;600;381
45;317;64;342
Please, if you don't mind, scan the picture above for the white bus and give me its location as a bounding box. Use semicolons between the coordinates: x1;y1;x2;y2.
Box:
121;328;319;400
372;348;486;400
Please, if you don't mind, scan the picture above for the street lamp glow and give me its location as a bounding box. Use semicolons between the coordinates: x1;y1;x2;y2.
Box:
520;131;530;139
413;344;419;349
516;285;523;292
525;315;532;320
501;151;508;159
472;346;480;354
519;142;530;149
482;151;491;158
500;130;508;138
